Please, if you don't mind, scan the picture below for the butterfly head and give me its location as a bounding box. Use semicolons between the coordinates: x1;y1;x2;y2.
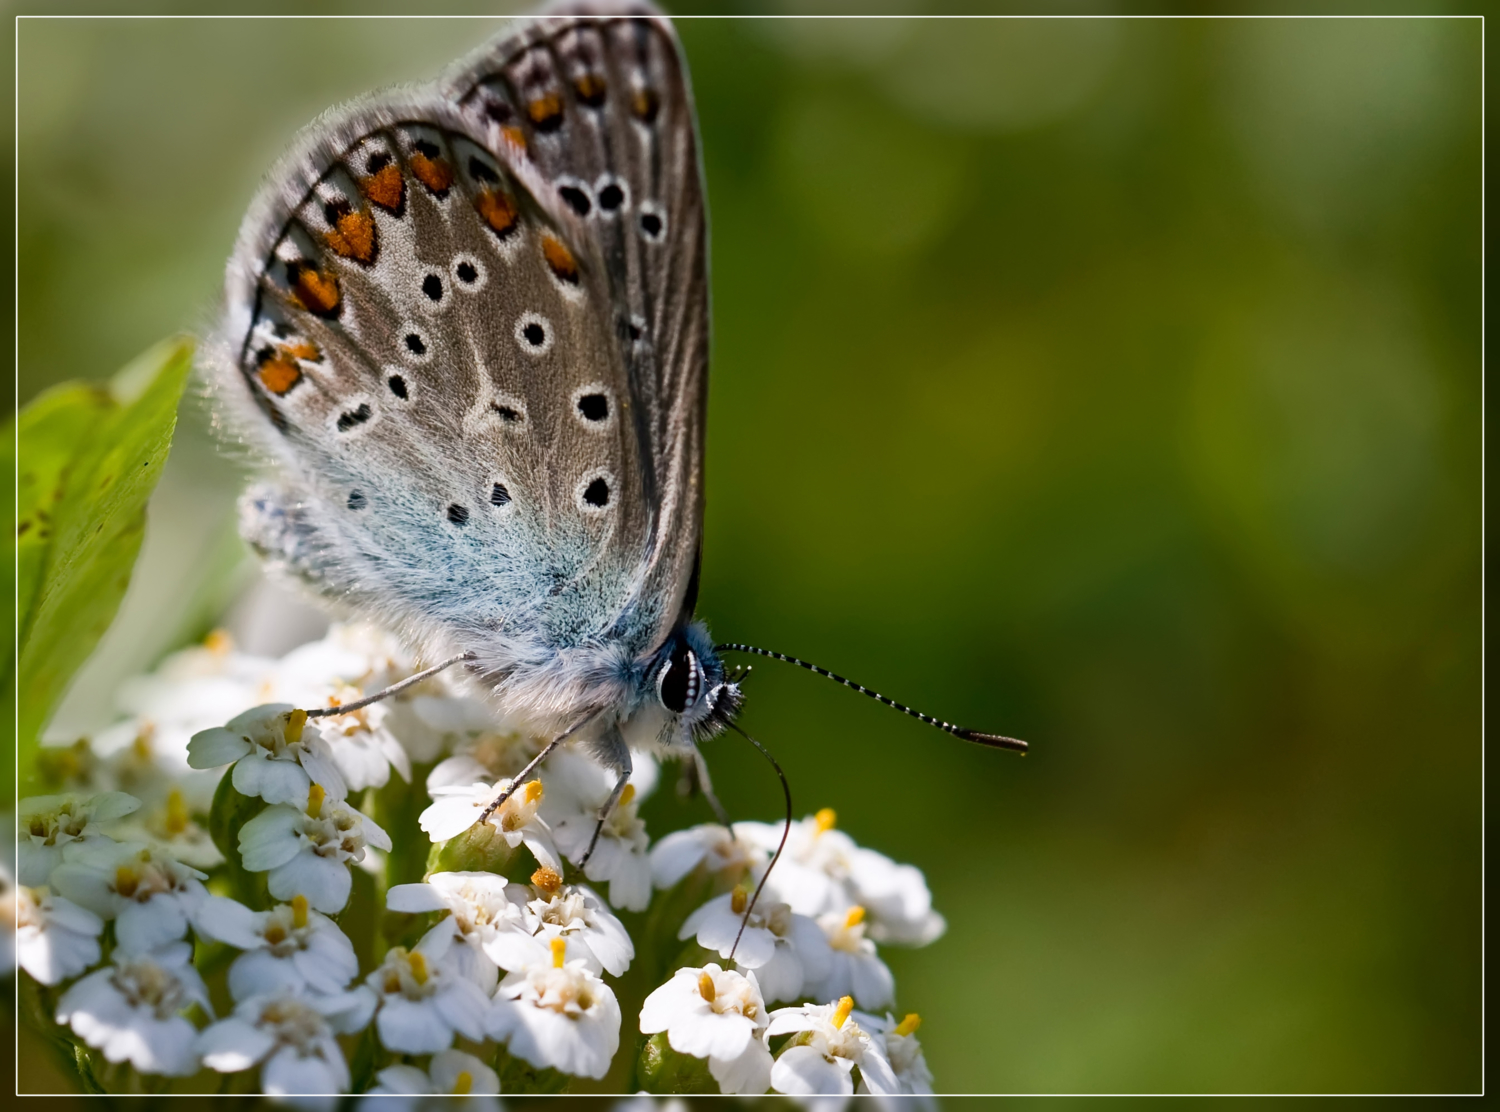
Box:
651;622;742;743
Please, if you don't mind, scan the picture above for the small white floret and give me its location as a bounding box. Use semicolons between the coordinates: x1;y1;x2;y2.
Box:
17;792;141;885
639;963;774;1094
238;785;391;914
50;841;209;955
188;704;347;806
196;987;375;1094
15;886;104;985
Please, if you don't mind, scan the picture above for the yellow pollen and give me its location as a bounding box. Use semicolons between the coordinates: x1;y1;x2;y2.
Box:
164;788;189;836
409;951;429;984
832;995;854;1029
131;731;153;761
286;708;307;745
451;1071;474;1095
524;779;545;805
814;807;837;833
291;894;309;929
115;866;139;898
204;628;233;655
620;783;636;807
531;866;563;894
730;885;748;914
895;1012;922;1037
305;783;325;817
550;937;567;968
844;905;866;929
698;971;716;1002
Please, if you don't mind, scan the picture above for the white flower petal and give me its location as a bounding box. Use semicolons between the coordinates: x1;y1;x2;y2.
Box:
772;1044;855;1096
186;727;252;769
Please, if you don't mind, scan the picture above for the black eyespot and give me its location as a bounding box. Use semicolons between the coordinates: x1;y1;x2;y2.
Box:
583;477;610;507
627;321;642;341
322;200;345;225
456;261;478;284
559;185;592;217
347;490;367;510
387;375;408;399
414;138;440;157
640;213;663;239
598;183;624;211
366;152;390;173
577;393;609;422
659;642;700;714
491;403;522;422
422;274;443;301
468;156;499;183
523;323;546;346
447;503;470;525
491;482;511;506
405;332;427;355
336;403;372;432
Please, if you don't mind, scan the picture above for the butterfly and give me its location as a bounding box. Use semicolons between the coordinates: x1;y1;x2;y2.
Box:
211;1;1023;863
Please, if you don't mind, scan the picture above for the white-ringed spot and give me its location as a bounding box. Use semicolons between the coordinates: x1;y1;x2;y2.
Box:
637;200;666;242
571;383;614;429
451;253;488;292
514;312;553;356
594;173;630;217
400;324;432;364
576;469;614;514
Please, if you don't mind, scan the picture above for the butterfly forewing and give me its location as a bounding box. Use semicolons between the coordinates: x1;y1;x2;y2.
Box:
217;5;707;699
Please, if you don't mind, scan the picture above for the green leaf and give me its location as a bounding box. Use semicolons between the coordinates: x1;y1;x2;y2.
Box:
9;337;194;795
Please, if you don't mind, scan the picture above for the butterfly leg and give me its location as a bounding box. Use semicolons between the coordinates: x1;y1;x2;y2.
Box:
477;715;594;825
678;746;731;827
577;725;633;869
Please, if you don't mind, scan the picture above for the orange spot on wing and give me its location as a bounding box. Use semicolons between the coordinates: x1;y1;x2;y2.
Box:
281;340;322;363
527;93;564;130
256;356;301;396
360;163;404;212
324;209;376;264
632;88;659;122
288;263;341;317
410;151;454;195
500;125;527;151
475;189;519;239
573;74;606;106
541;234;579;284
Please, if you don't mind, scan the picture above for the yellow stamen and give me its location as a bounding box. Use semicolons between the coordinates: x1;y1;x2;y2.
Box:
204;628;233;655
698;971;716;1002
730;885;748;914
620;783;636;807
895;1012;922;1037
285;708;307;745
131;730;153;761
814;807;837;833
291;894;309;929
305;783;325;817
114;866;139;898
550;937;567;968
832;995;854;1029
409;951;428;984
524;779;544;805
451;1071;473;1095
844;905;866;929
164;788;189;836
531;866;563;894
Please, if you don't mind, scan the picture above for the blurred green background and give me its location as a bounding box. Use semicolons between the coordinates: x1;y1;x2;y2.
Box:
12;6;1481;1095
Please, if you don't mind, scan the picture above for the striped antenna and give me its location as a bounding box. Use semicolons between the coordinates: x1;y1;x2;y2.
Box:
715;644;1028;754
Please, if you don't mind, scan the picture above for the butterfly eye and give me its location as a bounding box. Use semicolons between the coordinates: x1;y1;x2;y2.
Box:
658;643;702;714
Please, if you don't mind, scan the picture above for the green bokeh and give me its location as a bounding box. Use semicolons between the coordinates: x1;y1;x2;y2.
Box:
14;10;1480;1094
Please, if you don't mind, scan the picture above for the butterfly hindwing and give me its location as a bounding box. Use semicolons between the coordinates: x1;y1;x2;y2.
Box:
215;4;706;695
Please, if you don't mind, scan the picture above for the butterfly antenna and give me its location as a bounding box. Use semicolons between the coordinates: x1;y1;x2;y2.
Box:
726;721;792;964
305;651;475;718
716;643;1027;753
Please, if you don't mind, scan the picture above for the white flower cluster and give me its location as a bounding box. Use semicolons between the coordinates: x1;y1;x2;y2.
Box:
9;624;939;1098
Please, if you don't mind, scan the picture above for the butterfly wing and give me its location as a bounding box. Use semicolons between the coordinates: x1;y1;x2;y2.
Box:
214;5;707;722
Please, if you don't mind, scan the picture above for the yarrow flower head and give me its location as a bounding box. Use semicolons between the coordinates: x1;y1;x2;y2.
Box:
505;865;635;978
364;1048;501;1105
196;988;375;1095
17;791;141;885
15;886;104;986
55;940;211;1077
238;784;391;914
679;885;831;1005
366;933;492;1054
420;774;561;873
639;963;774;1094
188;704;347;806
766;995;900;1097
50;840;209;955
385;870;528;993
487;936;622;1080
195;893;359;1001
